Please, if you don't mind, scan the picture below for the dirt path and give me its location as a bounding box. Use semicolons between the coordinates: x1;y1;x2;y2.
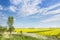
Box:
22;33;48;39
2;32;58;40
22;32;58;40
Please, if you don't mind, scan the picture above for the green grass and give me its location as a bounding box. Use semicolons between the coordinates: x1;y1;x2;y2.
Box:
11;34;40;40
0;34;40;40
0;34;60;40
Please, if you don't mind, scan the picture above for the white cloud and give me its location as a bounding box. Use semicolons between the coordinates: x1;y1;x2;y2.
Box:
39;3;60;23
10;0;60;17
42;3;60;15
10;0;22;5
42;14;60;23
44;9;60;15
10;0;42;16
46;3;60;11
0;5;3;10
19;6;39;16
18;0;42;16
19;2;60;16
9;6;17;12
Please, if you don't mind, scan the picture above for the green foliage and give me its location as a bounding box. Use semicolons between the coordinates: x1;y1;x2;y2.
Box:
0;26;3;32
7;16;15;34
8;26;15;33
0;26;6;33
3;27;7;32
8;16;14;26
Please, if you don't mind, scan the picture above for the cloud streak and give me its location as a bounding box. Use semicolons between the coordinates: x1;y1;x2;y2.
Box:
40;3;60;15
10;0;60;16
41;14;60;23
10;0;42;16
10;0;22;5
9;6;17;12
44;9;60;15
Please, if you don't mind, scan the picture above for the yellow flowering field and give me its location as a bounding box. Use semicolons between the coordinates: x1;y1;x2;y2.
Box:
14;28;60;38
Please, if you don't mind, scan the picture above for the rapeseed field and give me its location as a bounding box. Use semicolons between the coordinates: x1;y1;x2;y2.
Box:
15;28;60;38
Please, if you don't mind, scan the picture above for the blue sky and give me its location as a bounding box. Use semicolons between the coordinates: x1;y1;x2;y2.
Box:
0;0;60;28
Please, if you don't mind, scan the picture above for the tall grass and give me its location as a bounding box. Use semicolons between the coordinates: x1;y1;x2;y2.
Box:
0;34;40;40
